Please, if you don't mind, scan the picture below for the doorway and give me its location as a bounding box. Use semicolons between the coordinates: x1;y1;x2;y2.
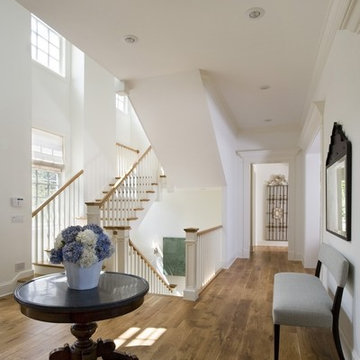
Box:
252;163;289;248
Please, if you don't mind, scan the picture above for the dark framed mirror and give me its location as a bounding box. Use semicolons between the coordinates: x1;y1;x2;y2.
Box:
326;123;352;241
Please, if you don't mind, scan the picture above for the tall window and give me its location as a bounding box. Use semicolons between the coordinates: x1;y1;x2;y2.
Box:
31;15;65;76
116;94;129;114
32;129;64;209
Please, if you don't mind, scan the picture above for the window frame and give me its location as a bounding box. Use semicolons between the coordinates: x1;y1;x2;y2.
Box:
31;128;65;209
31;14;66;77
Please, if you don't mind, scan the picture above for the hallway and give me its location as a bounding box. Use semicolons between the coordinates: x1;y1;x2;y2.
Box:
0;247;338;359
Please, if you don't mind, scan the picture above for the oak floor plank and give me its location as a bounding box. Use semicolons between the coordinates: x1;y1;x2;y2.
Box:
0;247;339;359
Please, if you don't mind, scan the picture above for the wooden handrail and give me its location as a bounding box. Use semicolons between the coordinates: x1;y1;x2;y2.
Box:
32;170;84;217
97;146;152;207
129;239;173;293
198;225;222;237
115;142;140;154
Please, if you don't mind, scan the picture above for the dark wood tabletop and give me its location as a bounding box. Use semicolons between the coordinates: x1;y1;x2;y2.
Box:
14;271;149;324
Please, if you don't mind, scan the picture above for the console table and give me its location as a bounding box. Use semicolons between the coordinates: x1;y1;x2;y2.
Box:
14;271;149;360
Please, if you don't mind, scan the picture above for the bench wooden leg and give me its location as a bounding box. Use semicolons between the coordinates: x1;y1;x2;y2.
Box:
333;320;345;360
274;324;280;360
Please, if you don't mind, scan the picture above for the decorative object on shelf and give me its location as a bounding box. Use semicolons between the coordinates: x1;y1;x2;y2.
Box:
50;224;114;290
326;122;352;241
266;174;288;241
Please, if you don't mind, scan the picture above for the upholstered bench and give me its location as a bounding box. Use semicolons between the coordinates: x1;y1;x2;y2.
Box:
272;243;349;360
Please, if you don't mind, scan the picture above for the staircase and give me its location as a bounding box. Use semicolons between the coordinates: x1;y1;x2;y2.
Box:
87;146;163;228
32;145;174;295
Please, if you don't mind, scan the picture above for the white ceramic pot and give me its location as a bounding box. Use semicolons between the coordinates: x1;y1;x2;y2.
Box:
63;260;103;290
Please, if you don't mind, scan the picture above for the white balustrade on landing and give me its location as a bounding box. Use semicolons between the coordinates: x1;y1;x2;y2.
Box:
32;170;84;264
128;241;173;296
197;226;223;289
184;226;223;301
116;143;139;178
100;146;160;228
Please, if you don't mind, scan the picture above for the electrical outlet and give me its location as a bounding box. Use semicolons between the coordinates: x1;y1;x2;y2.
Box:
11;215;24;223
15;262;25;272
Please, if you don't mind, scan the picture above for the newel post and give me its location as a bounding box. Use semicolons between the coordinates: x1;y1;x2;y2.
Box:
85;202;101;225
104;226;130;273
183;228;199;301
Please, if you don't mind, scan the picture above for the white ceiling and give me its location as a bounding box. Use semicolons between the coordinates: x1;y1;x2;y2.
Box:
17;0;331;131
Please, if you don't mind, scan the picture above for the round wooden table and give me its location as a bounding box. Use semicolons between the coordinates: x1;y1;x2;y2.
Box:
14;271;149;360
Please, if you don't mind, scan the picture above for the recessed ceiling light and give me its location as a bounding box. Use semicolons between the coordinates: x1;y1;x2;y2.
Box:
246;7;265;20
123;35;138;44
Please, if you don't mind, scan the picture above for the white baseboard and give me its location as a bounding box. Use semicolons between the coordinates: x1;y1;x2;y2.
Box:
183;288;198;301
340;327;360;360
223;256;238;269
0;269;34;298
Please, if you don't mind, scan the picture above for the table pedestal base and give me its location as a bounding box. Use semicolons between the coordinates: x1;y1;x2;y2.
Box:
49;323;138;360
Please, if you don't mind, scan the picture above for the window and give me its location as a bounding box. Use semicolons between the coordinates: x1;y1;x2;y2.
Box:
116;93;129;114
32;129;64;209
32;168;60;209
31;15;65;76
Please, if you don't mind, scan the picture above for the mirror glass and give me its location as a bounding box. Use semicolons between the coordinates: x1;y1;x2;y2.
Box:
325;122;351;241
326;155;346;238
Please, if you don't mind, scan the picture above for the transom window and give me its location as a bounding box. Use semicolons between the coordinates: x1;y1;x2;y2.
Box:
31;15;65;76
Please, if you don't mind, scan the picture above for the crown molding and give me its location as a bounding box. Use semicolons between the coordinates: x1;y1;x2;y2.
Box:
298;102;323;151
236;148;300;163
300;0;355;146
340;0;360;33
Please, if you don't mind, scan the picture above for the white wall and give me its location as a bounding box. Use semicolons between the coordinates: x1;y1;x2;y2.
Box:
32;41;119;204
253;163;289;247
116;104;150;154
295;149;321;269
0;2;126;296
82;56;117;202
70;46;85;176
131;188;222;266
32;52;72;177
202;78;242;267
238;127;301;152
303;132;321;268
0;0;33;295
314;30;360;359
128;70;225;189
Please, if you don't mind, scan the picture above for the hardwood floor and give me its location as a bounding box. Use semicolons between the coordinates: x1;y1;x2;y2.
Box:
0;247;338;359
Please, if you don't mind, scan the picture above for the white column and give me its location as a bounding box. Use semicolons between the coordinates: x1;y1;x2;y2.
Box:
104;226;130;273
85;202;101;225
183;228;199;301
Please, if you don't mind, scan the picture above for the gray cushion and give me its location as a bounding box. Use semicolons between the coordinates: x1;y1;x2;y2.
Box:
318;243;349;287
272;272;333;328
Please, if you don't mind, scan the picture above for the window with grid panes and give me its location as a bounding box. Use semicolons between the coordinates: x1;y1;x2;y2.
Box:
31;15;65;76
32;129;64;209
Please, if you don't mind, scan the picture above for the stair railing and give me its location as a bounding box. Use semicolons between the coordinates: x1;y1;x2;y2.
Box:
116;143;140;178
128;240;174;295
183;225;223;301
104;226;174;296
32;170;84;264
90;146;160;227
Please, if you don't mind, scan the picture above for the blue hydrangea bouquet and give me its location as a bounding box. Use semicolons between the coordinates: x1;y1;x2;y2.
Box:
50;224;114;268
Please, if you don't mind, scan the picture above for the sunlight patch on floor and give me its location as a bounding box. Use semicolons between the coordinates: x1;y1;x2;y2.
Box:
114;327;167;349
114;327;141;348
